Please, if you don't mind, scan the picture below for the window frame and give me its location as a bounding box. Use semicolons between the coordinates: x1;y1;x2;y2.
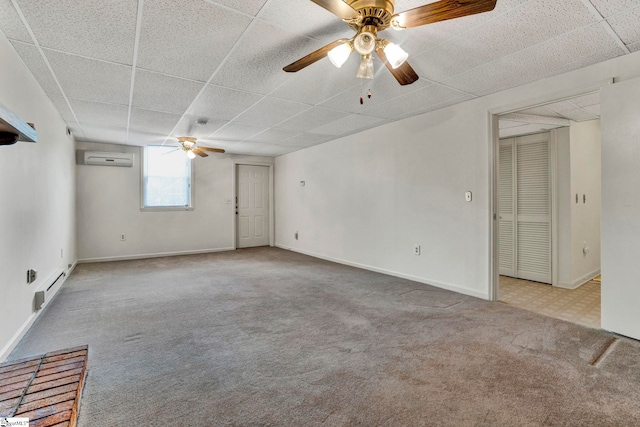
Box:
140;145;195;212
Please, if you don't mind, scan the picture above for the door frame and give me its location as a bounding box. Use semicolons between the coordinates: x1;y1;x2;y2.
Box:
488;79;612;302
232;161;275;249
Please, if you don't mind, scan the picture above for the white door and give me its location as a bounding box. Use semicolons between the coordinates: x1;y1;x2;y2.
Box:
236;165;269;248
499;133;552;284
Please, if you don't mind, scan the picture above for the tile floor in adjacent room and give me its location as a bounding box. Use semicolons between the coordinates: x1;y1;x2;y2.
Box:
499;275;601;329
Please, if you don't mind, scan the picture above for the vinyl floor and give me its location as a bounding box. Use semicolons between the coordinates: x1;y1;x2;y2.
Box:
499;275;601;329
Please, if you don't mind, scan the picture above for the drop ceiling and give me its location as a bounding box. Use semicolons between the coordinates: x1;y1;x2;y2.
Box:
499;91;601;138
1;0;637;156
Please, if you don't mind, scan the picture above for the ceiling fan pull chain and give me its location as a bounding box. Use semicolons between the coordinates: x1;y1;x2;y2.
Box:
367;89;372;99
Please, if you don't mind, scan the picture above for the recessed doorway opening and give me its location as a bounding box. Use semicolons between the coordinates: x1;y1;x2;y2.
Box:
494;91;602;328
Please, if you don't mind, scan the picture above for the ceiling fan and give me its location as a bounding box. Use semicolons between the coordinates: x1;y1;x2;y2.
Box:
284;0;497;85
176;137;225;159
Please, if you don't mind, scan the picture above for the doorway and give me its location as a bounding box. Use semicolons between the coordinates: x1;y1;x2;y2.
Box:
236;164;271;249
493;92;602;328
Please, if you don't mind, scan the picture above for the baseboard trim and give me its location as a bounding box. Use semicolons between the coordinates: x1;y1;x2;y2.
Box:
77;247;236;263
556;268;601;290
0;265;71;362
275;244;489;300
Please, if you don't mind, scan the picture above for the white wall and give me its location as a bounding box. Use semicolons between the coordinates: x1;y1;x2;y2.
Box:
555;127;573;286
275;51;640;301
569;120;601;285
556;121;601;289
76;141;273;261
0;33;77;359
601;76;640;340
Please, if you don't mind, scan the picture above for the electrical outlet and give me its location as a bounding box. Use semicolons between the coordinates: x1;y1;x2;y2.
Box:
120;234;126;241
413;245;421;256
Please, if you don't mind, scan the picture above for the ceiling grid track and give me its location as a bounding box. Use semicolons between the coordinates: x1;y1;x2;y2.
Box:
125;0;145;146
579;0;631;54
9;0;81;125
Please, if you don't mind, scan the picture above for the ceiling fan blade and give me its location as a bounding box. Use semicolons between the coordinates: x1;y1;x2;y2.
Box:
375;47;419;86
196;146;226;153
393;0;497;29
284;39;350;73
310;0;359;20
192;148;208;157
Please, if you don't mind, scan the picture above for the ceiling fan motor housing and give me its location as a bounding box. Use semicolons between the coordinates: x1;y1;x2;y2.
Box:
346;0;395;29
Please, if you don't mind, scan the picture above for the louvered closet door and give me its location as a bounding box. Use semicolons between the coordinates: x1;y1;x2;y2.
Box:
498;133;551;284
515;133;551;284
499;140;515;277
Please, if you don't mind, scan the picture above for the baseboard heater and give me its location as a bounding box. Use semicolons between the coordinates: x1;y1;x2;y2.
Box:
35;269;65;310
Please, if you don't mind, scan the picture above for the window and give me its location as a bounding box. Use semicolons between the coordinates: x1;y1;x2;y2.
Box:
142;146;193;210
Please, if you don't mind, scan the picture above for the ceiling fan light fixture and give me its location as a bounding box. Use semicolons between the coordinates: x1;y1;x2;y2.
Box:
356;54;374;80
384;42;409;69
328;42;352;68
186;150;196;160
354;31;376;55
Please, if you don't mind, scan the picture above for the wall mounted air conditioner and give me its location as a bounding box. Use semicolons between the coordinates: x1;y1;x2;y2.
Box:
83;151;134;167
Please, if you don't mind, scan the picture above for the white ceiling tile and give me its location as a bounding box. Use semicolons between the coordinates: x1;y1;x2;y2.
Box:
317;67;430;117
271;59;362;106
186;85;263;122
208;0;268;16
233;97;312;127
47;95;75;122
499;124;558;138
280;132;333;147
544;100;580;113
210;20;320;94
517;106;565;117
589;0;639;17
310;114;387;136
45;49;131;104
210;122;267;141
171;115;227;139
275;107;346;133
499;120;528;129
11;41;61;95
0;0;31;42
78;123;127;144
571;92;600;107
70;100;129;128
411;0;599;82
361;84;474;120
561;108;599;121
257;0;352;43
583;104;601;116
607;6;640;46
629;41;640;52
246;128;300;143
132;70;204;115
126;130;169;146
129;108;183;136
15;0;137;64
137;0;252;81
444;23;623;96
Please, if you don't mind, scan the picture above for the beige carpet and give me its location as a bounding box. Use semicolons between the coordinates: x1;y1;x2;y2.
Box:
8;248;640;426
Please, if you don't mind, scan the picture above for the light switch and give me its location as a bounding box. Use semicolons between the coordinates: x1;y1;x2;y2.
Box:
300;180;305;187
465;191;472;202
